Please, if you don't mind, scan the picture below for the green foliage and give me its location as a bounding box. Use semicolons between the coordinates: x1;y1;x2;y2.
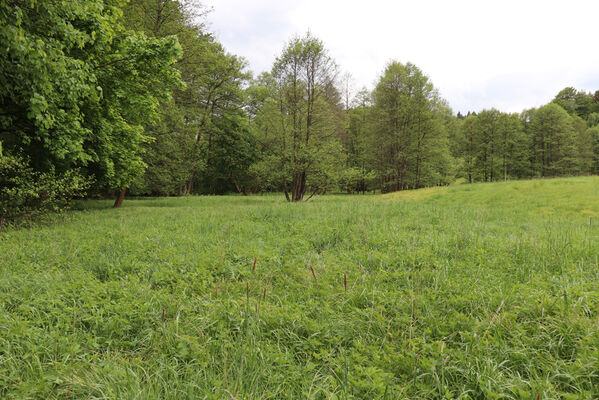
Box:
250;33;345;201
343;91;379;193
454;101;595;183
457;109;529;182
197;113;258;195
369;61;453;191
338;167;378;194
0;0;182;217
529;103;578;177
496;113;529;179
471;109;501;181
589;126;599;174
85;32;183;189
552;87;596;120
0;152;88;224
587;112;599;127
122;0;251;196
572;116;594;174
128;99;198;196
3;177;599;397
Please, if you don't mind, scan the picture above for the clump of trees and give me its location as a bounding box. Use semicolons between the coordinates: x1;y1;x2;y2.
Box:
453;99;597;183
0;0;182;218
2;0;599;219
121;0;251;197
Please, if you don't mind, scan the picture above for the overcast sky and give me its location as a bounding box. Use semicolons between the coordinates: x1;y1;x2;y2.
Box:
204;0;599;114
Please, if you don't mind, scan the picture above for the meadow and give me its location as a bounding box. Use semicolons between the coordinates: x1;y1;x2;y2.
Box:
1;177;599;399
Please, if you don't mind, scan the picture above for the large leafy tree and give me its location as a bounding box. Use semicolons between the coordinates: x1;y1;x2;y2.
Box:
370;61;453;191
0;0;182;210
472;109;501;182
186;51;250;194
496;113;528;180
529;103;578;177
250;33;345;201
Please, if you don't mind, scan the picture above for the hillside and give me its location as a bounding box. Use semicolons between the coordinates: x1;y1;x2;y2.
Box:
2;177;599;399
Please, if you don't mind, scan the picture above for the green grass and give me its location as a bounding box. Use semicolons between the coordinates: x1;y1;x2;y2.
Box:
2;177;599;399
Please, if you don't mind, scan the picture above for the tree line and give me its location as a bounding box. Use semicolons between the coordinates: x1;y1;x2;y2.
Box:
2;0;599;221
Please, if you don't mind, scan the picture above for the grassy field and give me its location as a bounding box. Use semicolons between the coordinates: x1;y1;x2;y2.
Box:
2;177;599;399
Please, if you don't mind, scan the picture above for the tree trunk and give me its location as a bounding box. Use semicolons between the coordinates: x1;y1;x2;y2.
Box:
291;171;306;201
113;188;126;208
305;188;319;202
186;175;193;195
283;180;291;202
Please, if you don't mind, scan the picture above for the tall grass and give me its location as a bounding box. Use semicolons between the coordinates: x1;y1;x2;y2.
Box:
1;177;599;398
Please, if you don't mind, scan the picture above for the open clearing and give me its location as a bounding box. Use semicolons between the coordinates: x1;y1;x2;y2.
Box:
2;177;599;399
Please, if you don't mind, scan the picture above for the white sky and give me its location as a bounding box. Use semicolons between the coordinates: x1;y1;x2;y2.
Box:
204;0;599;114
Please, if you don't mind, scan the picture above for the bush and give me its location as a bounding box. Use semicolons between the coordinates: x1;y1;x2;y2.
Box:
0;150;89;225
338;167;378;193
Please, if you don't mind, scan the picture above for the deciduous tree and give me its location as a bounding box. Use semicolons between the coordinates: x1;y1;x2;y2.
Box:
251;33;344;201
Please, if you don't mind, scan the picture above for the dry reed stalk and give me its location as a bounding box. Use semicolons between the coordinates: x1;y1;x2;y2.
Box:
484;299;505;336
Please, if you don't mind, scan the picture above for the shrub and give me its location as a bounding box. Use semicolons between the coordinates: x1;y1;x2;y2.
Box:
0;149;89;225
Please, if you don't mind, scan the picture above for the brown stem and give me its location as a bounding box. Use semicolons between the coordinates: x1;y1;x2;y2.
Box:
113;188;126;208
